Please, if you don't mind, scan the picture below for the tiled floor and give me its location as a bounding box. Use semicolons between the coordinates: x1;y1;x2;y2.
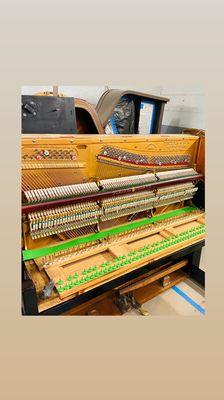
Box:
125;278;205;316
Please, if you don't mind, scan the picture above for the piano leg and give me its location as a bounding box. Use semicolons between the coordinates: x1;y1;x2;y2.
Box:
186;248;205;287
22;261;39;315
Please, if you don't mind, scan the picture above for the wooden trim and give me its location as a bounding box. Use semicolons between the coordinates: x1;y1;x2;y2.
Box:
118;259;188;295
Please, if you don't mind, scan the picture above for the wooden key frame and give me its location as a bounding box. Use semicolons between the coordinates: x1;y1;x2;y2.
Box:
43;214;205;300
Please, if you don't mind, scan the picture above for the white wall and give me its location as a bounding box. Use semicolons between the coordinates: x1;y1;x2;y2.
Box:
22;85;204;130
21;85;107;105
158;86;204;130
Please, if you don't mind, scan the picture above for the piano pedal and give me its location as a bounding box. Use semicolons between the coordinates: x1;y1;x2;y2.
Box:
114;295;132;314
127;293;149;316
114;293;149;316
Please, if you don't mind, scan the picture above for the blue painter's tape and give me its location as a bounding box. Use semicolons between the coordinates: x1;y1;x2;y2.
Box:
172;285;205;315
109;116;119;134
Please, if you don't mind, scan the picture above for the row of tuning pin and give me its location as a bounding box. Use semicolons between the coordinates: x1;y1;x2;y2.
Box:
149;155;190;166
99;146;149;165
99;147;192;167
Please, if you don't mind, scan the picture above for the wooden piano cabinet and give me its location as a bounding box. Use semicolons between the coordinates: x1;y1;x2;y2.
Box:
21;133;205;316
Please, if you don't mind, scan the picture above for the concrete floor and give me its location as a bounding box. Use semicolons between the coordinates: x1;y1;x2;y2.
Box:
125;279;205;316
125;248;206;316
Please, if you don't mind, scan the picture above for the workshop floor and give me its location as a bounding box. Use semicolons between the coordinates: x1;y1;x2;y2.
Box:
125;248;206;316
125;279;205;316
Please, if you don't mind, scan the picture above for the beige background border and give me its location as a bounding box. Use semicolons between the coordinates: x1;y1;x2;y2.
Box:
1;1;223;399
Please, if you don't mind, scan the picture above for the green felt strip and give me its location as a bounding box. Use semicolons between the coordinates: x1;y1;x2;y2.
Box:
22;206;198;261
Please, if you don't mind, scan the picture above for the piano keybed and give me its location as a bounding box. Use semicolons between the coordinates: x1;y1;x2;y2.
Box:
45;219;205;300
